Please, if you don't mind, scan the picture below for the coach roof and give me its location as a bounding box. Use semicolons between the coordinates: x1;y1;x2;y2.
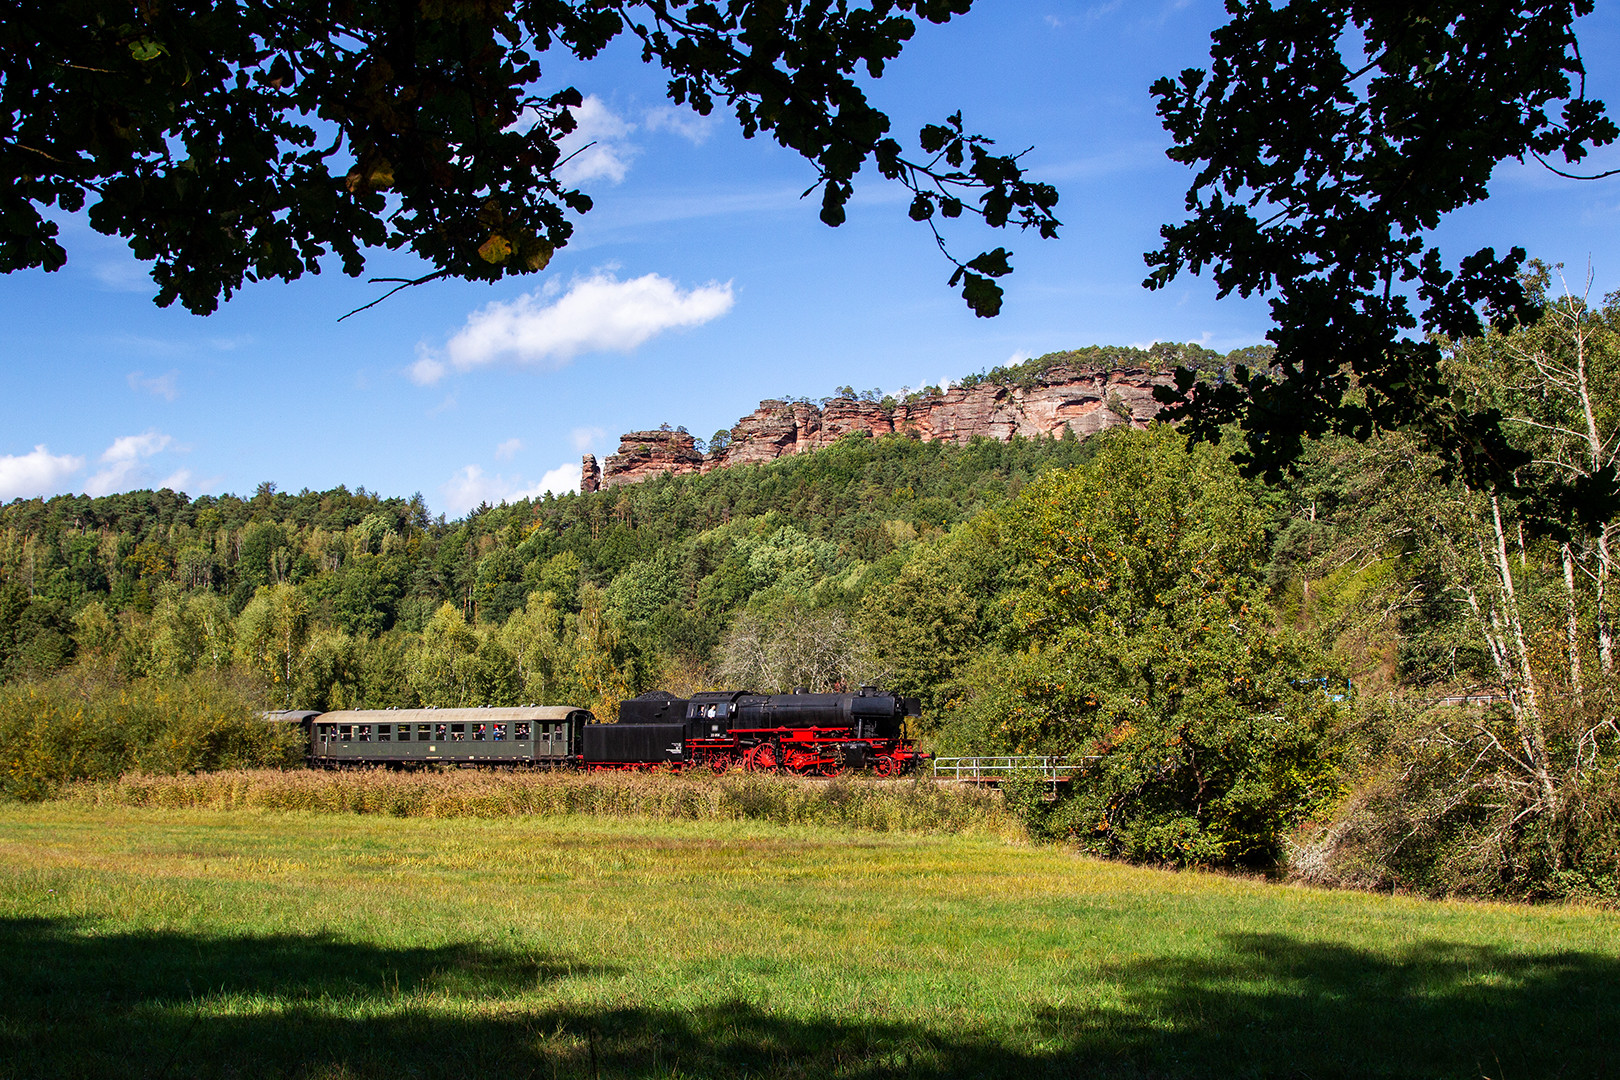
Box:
315;706;589;724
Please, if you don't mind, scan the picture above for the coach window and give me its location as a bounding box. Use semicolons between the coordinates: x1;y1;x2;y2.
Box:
396;724;410;742
435;723;448;741
339;725;352;742
473;723;487;742
515;722;531;741
450;723;466;741
377;725;390;742
493;724;506;741
361;725;374;742
417;724;430;741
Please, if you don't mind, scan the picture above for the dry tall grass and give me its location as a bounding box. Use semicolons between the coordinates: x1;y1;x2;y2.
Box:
64;767;1022;837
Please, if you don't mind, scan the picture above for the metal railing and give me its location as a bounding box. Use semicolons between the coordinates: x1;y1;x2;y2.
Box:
932;756;1082;787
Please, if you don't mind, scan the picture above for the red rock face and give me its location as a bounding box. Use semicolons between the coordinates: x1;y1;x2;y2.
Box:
599;430;704;489
580;454;601;494
589;366;1175;490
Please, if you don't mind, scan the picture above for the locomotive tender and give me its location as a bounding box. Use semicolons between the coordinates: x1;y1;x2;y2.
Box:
306;687;927;776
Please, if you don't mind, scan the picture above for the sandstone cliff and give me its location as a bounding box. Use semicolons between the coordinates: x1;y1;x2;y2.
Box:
586;364;1176;491
597;430;705;490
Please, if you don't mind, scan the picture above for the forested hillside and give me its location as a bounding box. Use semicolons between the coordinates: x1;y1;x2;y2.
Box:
0;427;1099;714
3;306;1617;901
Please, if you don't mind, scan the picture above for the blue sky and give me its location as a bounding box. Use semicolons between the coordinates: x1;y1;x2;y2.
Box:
3;1;1618;516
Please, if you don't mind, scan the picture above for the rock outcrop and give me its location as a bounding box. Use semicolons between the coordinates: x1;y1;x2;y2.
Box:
586;365;1176;491
598;430;705;489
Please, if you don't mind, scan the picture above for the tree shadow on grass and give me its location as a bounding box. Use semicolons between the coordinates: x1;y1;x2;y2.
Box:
2;919;1617;1079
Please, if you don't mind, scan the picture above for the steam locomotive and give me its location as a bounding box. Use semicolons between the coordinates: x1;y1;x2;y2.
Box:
299;687;928;776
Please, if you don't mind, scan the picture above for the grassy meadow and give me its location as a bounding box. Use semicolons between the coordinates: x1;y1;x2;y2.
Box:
1;797;1618;1079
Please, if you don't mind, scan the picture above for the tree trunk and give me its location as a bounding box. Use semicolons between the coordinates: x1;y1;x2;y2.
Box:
1568;303;1615;677
1598;523;1615;677
1488;494;1558;814
1562;542;1584;706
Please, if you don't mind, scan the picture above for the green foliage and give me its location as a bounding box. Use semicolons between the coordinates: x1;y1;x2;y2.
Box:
859;515;1014;717
0;666;300;800
0;582;73;680
956;342;1254;390
234;583;310;707
1292;699;1620;904
1149;1;1618;521
940;427;1344;866
407;603;520;708
3;2;1058;318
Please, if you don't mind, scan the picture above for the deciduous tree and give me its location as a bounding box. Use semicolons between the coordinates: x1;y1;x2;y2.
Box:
1148;1;1618;523
2;0;1057;317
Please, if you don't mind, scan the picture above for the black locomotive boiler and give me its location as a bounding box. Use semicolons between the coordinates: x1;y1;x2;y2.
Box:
300;688;927;776
592;687;927;775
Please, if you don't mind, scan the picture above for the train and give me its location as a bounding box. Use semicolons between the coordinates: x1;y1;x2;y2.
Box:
284;686;929;776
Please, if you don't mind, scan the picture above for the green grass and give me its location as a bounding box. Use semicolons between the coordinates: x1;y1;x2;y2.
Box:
1;804;1617;1079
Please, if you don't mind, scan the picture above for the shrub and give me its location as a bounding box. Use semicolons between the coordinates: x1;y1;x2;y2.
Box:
937;427;1348;867
1288;696;1620;904
0;664;301;800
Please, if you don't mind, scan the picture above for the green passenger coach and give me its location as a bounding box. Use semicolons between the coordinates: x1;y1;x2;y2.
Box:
310;706;594;767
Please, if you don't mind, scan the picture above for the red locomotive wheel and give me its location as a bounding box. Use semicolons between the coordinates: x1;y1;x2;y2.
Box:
708;752;732;774
783;748;819;775
743;744;777;772
873;753;901;777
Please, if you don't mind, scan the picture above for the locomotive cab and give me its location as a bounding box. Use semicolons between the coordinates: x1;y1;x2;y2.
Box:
686;690;749;738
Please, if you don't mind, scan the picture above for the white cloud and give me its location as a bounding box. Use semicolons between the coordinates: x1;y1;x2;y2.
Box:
439;462;582;516
0;445;85;502
417;271;735;383
537;461;582;497
92;260;151;293
440;465;506;515
408;348;449;387
158;469;193;493
494;438;524;461
86;431;175;496
128;369;179;401
644;105;716;144
103;431;172;462
571;426;606;452
557;96;637;186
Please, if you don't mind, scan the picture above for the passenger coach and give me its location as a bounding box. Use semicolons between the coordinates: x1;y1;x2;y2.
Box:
310;706;593;767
